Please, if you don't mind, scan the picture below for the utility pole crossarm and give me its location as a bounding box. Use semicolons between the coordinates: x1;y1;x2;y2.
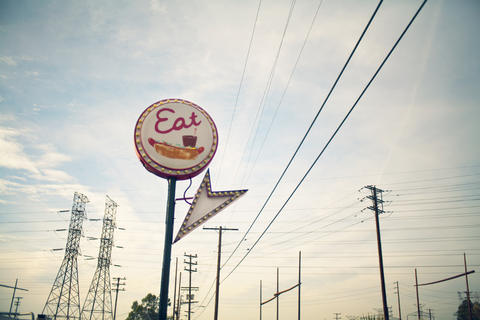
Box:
0;284;28;291
415;270;475;286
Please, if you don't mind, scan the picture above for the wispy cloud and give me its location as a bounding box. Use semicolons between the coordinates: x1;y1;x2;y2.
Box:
0;55;33;66
0;126;41;174
0;125;73;183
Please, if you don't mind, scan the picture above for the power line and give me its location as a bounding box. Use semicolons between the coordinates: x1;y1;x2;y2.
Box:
222;0;386;270
215;0;262;183
244;0;325;184
222;0;429;281
232;0;298;187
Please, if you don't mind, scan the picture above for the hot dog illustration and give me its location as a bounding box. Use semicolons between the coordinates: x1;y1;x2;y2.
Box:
148;138;205;160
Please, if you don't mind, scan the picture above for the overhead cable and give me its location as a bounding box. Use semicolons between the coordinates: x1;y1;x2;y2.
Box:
222;0;385;269
215;0;263;184
245;0;325;184
232;0;298;187
222;0;429;281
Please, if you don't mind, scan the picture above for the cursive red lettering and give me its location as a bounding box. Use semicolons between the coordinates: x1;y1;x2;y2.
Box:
155;108;202;134
155;108;175;134
173;117;186;131
189;112;201;127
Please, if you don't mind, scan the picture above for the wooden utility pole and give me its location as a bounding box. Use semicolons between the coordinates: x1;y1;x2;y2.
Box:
464;253;472;320
395;281;402;320
277;268;279;320
259;280;262;320
173;258;178;320
0;280;29;316
184;253;198;320
112;277;126;320
365;185;389;320
298;251;301;320
175;272;182;320
415;259;475;320
260;252;302;320
14;297;23;314
203;226;238;320
428;309;434;320
415;269;421;320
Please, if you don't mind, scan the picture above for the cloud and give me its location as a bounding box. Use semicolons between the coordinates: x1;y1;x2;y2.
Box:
36;145;72;168
0;56;17;66
0;178;26;196
0;178;89;204
0;114;15;122
0;125;73;182
25;71;39;76
30;169;74;183
0;55;33;66
149;0;167;13
0;198;13;204
0;126;40;174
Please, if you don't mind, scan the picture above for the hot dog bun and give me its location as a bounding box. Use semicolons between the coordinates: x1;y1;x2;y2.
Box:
148;138;204;160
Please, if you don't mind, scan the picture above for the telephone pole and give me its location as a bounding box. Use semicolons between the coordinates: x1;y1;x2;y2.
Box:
2;279;28;317
464;253;472;320
365;185;389;320
427;309;434;320
112;277;125;320
415;269;421;320
14;297;23;316
175;272;182;320
276;268;279;320
184;253;198;320
203;226;238;320
173;258;178;320
334;312;342;320
394;281;402;320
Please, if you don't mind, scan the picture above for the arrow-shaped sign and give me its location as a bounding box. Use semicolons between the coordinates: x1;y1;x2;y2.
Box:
173;169;247;243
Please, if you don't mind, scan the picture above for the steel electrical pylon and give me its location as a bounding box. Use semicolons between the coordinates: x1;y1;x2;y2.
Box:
81;196;118;320
43;192;89;320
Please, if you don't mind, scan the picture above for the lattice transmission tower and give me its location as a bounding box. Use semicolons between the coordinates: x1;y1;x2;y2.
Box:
43;192;89;320
81;196;118;320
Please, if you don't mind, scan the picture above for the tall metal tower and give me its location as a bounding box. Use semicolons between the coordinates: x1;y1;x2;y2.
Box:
81;196;118;320
43;192;89;320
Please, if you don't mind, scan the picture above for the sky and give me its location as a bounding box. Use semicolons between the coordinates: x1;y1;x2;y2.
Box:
0;0;479;320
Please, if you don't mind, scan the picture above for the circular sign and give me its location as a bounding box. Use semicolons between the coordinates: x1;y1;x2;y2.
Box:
134;99;218;180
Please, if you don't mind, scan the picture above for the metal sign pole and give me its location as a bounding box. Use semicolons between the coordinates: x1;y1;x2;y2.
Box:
159;177;177;320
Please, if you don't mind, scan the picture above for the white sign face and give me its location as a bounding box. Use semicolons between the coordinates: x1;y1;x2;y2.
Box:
134;99;218;180
173;169;248;243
